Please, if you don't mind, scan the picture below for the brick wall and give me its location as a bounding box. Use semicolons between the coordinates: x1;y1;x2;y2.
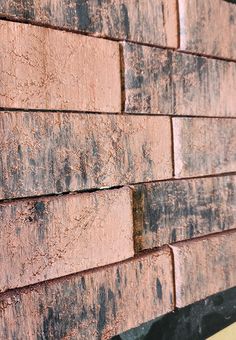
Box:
0;1;235;339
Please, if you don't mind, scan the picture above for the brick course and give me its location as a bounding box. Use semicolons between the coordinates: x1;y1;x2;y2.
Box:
0;112;172;200
0;0;178;47
0;248;174;340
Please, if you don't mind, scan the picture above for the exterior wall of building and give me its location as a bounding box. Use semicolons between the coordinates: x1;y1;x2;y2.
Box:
0;1;235;339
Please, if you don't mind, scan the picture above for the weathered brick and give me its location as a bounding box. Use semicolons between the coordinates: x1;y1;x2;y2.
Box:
0;0;178;47
0;248;174;340
133;175;236;252
178;0;236;60
0;112;172;200
123;43;236;117
0;187;134;292
0;20;120;112
123;43;174;115
114;286;236;340
171;230;236;307
173;118;236;177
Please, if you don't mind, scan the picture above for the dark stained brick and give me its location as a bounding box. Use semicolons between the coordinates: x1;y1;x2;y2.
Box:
0;112;172;199
133;175;236;252
178;0;236;60
0;248;174;340
123;43;236;117
0;0;178;47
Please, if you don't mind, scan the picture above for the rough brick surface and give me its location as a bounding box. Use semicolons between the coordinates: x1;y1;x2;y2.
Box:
0;112;172;200
114;286;236;340
0;249;174;340
123;43;236;117
173;118;236;177
178;0;236;60
0;20;120;112
171;230;236;307
133;175;236;252
123;43;174;115
0;187;134;293
0;0;178;47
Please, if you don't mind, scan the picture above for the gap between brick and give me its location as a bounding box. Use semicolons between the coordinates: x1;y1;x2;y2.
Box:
0;107;236;120
0;172;235;205
176;0;181;49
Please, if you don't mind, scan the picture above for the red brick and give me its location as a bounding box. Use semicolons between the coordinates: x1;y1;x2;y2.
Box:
0;248;174;339
123;43;236;117
0;0;178;47
171;230;236;307
173;118;236;178
133;175;236;252
0;112;172;200
0;20;120;112
178;0;236;60
0;187;134;292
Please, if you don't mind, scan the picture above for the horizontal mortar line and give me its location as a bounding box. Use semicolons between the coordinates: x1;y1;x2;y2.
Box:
0;15;236;64
0;107;120;115
0;243;167;298
177;48;236;64
138;228;236;257
0;171;235;205
121;113;236;119
170;228;236;246
0;185;124;205
0;107;236;119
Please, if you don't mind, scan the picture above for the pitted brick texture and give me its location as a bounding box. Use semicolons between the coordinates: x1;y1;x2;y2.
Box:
0;0;178;47
0;187;134;292
0;111;172;200
171;230;236;307
133;175;236;252
123;43;236;117
173;118;236;177
0;248;174;340
0;20;120;112
178;0;236;60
